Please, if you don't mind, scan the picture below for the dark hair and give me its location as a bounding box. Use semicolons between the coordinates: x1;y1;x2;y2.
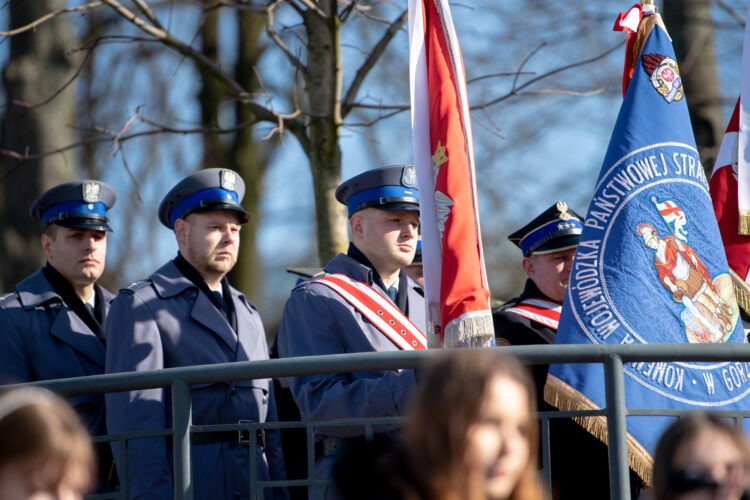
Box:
0;388;95;494
404;349;543;500
652;413;750;500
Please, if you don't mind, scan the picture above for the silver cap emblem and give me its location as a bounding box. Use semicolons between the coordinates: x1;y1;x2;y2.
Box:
82;182;101;203
221;170;237;192
401;166;417;188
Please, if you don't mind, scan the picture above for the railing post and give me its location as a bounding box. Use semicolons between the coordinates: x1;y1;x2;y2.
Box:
172;379;193;500
540;415;552;491
605;354;630;500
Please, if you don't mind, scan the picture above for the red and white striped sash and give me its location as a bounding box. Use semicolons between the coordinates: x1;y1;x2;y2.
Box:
505;298;562;330
314;274;427;351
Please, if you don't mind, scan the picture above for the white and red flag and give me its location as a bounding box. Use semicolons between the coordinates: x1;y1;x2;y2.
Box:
709;1;750;283
408;0;493;347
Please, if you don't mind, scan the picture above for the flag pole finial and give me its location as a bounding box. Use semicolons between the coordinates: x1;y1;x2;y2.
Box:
641;0;655;5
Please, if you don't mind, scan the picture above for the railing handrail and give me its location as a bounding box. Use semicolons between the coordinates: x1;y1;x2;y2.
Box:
5;343;750;396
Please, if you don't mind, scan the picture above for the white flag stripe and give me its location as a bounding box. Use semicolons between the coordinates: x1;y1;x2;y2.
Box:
408;0;442;341
713;131;738;178
737;1;750;215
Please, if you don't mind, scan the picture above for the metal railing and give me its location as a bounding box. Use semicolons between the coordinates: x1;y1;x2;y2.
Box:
6;343;750;500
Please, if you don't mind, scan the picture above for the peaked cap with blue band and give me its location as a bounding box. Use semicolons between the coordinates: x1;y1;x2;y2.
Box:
335;165;420;217
158;168;250;229
509;201;584;256
30;180;116;232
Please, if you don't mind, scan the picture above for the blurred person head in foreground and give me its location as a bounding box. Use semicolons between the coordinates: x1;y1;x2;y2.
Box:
653;413;750;500
405;350;543;500
0;387;94;500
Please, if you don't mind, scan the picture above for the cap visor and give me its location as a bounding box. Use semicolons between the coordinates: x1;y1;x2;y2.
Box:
377;202;420;211
192;202;251;224
531;235;581;255
53;218;113;232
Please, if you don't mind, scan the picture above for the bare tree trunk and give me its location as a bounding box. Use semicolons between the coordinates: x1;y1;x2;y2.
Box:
304;2;348;263
229;11;267;302
0;0;78;291
197;5;268;301
662;0;724;176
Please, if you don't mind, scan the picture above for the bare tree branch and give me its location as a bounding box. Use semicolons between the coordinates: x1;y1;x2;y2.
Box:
265;0;307;73
710;0;745;27
467;71;535;85
473;41;624;111
4;38;101;111
342;7;407;117
99;0;307;132
0;1;103;37
519;87;609;97
132;0;163;29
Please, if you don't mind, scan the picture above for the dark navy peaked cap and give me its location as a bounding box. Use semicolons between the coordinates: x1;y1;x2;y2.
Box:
158;168;250;229
30;180;116;232
509;201;584;256
335;165;420;217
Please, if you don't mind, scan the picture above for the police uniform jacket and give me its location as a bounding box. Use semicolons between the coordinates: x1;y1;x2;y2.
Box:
105;260;287;500
0;268;112;434
493;278;557;400
277;253;425;433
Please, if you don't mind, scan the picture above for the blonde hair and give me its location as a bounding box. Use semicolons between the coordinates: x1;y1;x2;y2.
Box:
404;350;544;500
0;388;95;494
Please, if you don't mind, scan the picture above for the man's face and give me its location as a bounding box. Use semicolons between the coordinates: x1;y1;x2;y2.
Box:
351;208;420;274
522;247;576;303
176;210;241;281
42;226;107;288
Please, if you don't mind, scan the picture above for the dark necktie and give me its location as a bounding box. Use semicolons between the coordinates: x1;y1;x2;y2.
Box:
387;286;398;302
211;291;227;317
85;303;96;320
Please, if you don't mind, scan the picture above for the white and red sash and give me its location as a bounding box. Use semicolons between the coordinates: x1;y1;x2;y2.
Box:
505;298;562;331
314;274;427;351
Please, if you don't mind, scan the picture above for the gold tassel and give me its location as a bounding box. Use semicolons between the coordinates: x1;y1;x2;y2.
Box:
730;269;750;317
544;375;654;486
739;209;750;236
442;310;494;347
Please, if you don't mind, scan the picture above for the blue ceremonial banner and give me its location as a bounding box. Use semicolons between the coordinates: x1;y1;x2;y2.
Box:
546;11;749;481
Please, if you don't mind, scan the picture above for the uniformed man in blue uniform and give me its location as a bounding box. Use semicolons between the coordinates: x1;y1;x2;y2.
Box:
493;201;583;393
0;180;118;489
105;168;287;500
493;202;641;499
277;165;425;499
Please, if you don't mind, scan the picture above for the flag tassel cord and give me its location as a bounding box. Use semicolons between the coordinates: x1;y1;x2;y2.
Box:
730;268;750;316
544;375;654;486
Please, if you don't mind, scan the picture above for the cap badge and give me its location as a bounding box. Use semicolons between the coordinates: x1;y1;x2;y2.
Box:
401;166;417;188
221;170;237;191
556;200;572;221
82;182;101;203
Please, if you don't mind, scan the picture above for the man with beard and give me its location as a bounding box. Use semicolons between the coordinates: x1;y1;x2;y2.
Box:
0;180;118;491
105;168;287;500
277;165;426;499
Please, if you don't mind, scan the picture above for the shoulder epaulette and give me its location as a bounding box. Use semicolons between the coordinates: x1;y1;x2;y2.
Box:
0;292;17;307
121;279;151;293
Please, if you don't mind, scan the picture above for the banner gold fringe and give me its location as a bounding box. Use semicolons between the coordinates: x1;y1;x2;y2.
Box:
442;310;494;347
544;374;654;486
730;269;750;317
739;210;750;236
